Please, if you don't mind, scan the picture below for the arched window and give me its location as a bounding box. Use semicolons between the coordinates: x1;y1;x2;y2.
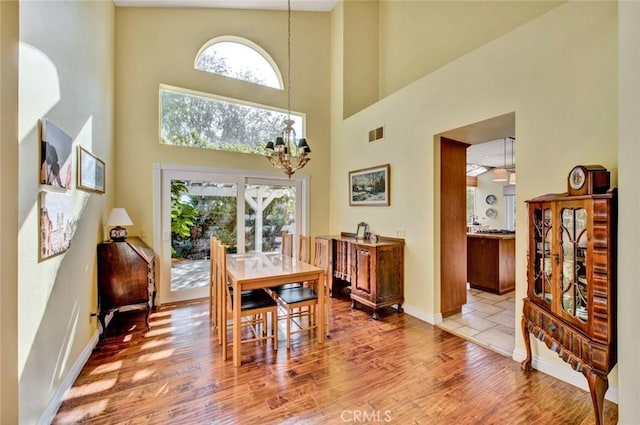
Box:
195;36;283;90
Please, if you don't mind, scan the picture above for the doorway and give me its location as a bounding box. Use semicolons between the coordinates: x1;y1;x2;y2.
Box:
437;113;517;356
155;166;307;304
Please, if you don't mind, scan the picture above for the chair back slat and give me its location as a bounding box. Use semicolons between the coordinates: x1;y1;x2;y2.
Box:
281;232;293;258
298;235;311;263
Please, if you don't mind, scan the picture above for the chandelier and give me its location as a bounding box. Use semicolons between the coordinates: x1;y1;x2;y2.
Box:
264;0;311;178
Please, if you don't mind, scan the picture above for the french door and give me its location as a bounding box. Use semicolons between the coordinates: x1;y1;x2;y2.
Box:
155;166;306;304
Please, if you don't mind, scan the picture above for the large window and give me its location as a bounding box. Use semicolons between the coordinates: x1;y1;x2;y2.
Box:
195;37;283;89
160;85;303;154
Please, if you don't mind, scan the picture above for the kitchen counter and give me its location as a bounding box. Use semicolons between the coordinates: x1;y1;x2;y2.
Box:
467;232;515;240
467;233;515;294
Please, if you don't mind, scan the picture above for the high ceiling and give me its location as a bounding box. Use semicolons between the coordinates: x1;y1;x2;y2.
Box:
113;0;339;12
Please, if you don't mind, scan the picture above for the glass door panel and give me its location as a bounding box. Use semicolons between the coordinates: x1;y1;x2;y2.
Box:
560;207;588;321
533;206;553;305
170;179;237;295
244;183;296;253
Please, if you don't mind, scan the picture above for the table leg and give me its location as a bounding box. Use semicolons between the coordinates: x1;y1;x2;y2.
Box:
317;271;325;344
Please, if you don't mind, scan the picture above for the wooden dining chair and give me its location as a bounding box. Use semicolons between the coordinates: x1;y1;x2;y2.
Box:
217;240;278;361
268;232;303;296
273;233;319;349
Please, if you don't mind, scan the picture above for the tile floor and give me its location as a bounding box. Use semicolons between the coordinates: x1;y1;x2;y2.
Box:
437;288;515;357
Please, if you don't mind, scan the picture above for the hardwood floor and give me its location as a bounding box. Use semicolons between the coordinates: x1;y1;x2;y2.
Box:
53;297;618;424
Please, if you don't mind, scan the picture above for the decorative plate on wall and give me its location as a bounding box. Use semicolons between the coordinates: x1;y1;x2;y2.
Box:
485;194;497;205
486;208;497;219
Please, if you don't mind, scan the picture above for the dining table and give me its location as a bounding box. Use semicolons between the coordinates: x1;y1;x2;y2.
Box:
225;251;326;367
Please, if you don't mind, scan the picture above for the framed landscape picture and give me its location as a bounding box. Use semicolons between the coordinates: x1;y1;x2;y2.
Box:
77;146;105;193
349;164;390;206
40;118;73;190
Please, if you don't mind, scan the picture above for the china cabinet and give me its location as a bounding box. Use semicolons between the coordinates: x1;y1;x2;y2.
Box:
521;186;616;425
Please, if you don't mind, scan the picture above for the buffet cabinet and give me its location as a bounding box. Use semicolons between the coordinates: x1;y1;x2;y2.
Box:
97;237;156;336
521;190;616;425
318;233;404;319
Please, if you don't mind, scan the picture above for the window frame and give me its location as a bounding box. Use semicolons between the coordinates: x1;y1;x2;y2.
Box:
194;35;284;90
159;83;306;155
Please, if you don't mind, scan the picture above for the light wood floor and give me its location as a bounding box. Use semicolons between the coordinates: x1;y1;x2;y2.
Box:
53;297;618;424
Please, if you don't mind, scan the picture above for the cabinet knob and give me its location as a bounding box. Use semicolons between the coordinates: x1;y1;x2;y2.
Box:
547;322;557;332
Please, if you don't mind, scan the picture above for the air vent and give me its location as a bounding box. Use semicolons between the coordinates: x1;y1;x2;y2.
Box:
368;125;385;143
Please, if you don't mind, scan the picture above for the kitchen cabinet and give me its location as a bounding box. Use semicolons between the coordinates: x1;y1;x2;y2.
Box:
97;237;156;336
521;189;616;425
467;233;515;294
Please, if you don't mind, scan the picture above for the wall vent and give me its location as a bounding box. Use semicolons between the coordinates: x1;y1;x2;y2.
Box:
368;125;385;143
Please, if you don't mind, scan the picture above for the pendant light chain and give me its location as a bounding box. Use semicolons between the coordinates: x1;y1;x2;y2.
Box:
287;0;291;120
263;0;311;178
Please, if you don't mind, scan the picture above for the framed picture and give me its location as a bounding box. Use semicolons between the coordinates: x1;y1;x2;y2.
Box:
39;191;73;260
40;118;73;190
349;164;390;206
77;146;105;193
356;222;368;240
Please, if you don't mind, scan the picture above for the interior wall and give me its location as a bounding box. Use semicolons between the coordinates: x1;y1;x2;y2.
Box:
0;2;19;423
18;1;114;423
343;0;378;118
473;172;511;229
114;8;331;268
617;0;640;422
330;0;618;388
377;0;564;98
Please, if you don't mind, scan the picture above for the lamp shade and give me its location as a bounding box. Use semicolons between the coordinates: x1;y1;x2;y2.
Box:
492;168;508;182
106;208;133;226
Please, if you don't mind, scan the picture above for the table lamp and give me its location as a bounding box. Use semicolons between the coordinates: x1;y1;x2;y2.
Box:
106;208;133;242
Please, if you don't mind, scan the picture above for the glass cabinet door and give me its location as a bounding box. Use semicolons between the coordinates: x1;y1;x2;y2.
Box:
560;207;588;322
532;206;553;306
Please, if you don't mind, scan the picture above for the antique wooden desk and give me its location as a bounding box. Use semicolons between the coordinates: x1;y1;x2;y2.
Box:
225;252;325;367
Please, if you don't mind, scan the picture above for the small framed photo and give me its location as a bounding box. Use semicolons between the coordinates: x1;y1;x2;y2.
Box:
356;222;368;240
77;146;105;193
349;164;390;206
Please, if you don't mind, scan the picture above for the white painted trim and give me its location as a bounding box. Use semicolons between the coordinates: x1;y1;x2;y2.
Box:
512;348;618;404
38;330;100;425
403;304;441;325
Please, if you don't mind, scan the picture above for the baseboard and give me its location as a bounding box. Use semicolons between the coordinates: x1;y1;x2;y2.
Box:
38;329;100;425
402;304;441;325
512;348;618;404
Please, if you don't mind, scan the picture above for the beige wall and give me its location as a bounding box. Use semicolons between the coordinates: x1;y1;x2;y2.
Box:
114;8;331;262
617;0;640;422
473;172;512;229
330;0;619;394
18;1;114;423
343;0;378;118
377;0;564;98
1;2;19;423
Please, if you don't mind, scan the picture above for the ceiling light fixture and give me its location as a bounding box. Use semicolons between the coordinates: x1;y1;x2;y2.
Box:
509;137;516;185
264;0;311;178
492;138;508;182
